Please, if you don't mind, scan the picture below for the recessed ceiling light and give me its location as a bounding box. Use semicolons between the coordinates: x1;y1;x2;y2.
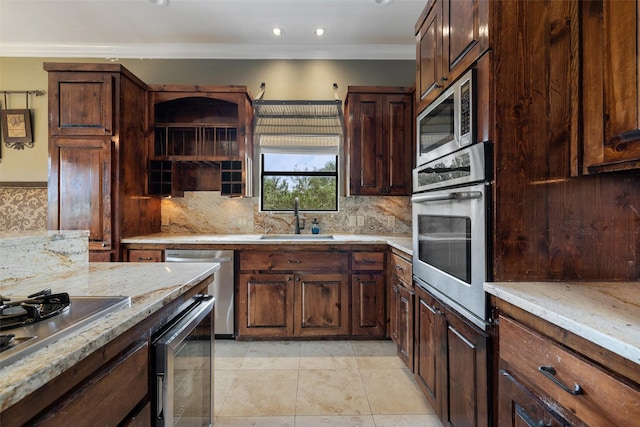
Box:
272;27;284;36
314;28;325;37
147;0;169;6
371;0;394;4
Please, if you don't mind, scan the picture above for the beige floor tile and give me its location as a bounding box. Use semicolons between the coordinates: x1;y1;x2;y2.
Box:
241;341;301;370
218;369;299;417
295;369;371;416
214;370;237;416
351;341;406;369
294;415;376;426
360;368;433;415
372;414;444;427
214;416;295;426
215;339;251;370
299;341;358;370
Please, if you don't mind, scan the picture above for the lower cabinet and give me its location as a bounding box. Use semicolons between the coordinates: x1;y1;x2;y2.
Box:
126;249;164;262
237;271;350;338
237;249;387;339
389;250;414;369
414;285;490;426
497;313;640;427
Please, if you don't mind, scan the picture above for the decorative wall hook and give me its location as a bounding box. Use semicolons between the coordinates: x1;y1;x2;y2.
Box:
0;90;45;150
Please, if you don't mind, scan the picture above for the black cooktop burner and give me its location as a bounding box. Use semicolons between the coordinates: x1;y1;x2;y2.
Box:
0;289;71;331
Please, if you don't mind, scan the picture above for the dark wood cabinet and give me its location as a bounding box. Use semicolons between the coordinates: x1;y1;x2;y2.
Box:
414;285;489;426
237;251;349;338
351;251;386;337
389;250;414;369
415;0;489;111
238;272;294;337
127;249;164;262
45;63;161;262
149;86;253;197
497;313;640;427
581;0;640;174
345;87;413;196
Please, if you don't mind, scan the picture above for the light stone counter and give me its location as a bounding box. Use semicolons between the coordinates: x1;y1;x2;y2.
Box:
121;233;413;256
484;281;640;366
0;261;218;412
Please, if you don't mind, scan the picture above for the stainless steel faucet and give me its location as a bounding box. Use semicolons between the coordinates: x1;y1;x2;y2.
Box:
294;197;305;234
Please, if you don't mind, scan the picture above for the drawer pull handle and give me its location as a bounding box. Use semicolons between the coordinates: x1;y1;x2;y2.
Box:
538;366;582;395
288;259;301;263
396;265;404;271
358;259;376;264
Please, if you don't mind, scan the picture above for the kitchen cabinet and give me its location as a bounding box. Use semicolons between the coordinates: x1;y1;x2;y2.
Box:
45;63;161;262
389;249;414;370
149;85;253;197
414;285;489;426
497;313;640;427
345;87;413;196
415;0;489;111
351;251;386;337
237;251;349;338
580;0;640;174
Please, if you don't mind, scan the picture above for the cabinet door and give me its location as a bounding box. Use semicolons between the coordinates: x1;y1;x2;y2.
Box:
295;273;349;337
237;273;294;337
383;94;413;195
417;0;443;103
396;284;414;370
49;72;114;136
351;272;386;337
348;94;383;195
48;137;112;252
414;287;445;418
582;0;640;173
443;0;485;75
498;370;568;427
443;308;489;427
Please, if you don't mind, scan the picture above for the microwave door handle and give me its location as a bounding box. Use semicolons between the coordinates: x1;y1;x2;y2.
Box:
412;191;482;203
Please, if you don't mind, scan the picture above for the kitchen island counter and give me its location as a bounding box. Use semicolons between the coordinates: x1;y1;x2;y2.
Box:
0;261;218;412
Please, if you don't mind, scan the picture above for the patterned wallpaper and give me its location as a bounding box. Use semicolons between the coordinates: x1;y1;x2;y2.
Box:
0;185;48;232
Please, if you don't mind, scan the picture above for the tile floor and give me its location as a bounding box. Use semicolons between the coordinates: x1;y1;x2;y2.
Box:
214;339;443;427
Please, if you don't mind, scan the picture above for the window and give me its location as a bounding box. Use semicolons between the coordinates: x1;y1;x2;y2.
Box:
260;135;339;211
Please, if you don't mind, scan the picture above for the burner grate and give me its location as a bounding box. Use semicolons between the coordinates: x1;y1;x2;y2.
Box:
0;292;71;331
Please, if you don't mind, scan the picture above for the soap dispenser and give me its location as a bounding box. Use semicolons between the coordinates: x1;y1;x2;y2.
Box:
311;218;320;234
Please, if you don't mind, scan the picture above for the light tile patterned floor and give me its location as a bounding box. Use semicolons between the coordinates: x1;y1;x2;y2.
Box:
214;340;444;427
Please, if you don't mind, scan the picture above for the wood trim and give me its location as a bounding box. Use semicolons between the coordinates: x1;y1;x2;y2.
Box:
0;182;47;188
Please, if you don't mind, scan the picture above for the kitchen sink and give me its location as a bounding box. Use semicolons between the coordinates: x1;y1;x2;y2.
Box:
260;234;334;240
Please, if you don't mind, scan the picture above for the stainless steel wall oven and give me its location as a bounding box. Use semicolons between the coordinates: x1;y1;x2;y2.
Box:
153;294;214;427
412;142;492;330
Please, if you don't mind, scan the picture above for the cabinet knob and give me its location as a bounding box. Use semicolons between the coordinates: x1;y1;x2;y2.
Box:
396;265;403;271
441;76;448;81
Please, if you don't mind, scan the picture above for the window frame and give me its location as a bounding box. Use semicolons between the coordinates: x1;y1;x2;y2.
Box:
259;152;339;212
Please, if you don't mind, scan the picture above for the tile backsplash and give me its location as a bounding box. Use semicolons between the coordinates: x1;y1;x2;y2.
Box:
161;192;411;235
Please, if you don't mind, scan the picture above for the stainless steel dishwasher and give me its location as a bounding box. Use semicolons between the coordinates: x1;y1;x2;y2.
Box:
165;249;234;337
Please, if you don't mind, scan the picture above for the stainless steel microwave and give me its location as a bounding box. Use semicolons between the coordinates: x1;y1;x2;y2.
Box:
416;69;475;165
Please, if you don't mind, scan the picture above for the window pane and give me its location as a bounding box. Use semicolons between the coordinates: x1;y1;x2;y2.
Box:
264;153;336;172
263;176;337;211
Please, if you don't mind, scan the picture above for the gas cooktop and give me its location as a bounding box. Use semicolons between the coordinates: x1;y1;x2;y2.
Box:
0;290;131;369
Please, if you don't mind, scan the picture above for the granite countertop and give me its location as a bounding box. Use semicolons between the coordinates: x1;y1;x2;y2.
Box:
484;281;640;366
121;233;413;255
0;261;219;412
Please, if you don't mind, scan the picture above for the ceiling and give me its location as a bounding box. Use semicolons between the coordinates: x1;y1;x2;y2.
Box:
0;0;426;60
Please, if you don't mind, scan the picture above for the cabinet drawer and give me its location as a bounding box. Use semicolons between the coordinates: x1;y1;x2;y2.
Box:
128;249;163;262
390;252;412;286
500;315;640;427
240;251;348;271
351;252;385;271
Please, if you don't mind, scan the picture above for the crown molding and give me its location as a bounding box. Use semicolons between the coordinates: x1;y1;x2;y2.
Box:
0;42;415;61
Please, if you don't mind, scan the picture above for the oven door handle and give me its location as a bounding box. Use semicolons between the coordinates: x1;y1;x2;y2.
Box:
412;190;483;203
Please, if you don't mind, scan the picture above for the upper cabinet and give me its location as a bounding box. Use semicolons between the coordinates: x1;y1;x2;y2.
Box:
148;86;253;197
415;0;489;112
345;87;414;196
45;63;161;262
580;0;640;174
